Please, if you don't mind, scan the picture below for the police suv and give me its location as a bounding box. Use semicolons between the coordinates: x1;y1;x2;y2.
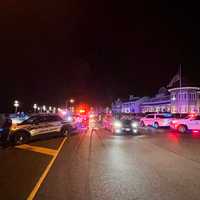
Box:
10;114;72;144
170;115;200;133
140;113;173;128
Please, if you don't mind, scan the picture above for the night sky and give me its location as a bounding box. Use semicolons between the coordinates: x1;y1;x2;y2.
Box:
1;1;200;112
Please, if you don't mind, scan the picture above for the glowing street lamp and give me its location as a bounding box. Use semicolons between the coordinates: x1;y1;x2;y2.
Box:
70;99;75;104
49;106;52;112
14;100;19;113
33;104;37;112
42;105;46;112
53;107;56;113
37;107;41;112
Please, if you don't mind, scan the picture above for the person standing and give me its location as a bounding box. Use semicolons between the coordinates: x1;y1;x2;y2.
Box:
0;114;12;148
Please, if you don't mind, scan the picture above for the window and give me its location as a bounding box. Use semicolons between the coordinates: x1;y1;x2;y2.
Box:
22;116;42;124
156;114;172;119
46;115;62;122
146;115;154;118
194;116;200;120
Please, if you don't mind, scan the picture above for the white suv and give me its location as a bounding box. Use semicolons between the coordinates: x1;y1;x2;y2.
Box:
140;113;173;128
170;115;200;133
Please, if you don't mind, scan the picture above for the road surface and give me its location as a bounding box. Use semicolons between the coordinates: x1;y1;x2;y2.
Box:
1;128;200;200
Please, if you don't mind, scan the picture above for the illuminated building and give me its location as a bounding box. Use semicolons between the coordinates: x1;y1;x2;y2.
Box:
112;84;200;114
169;87;200;113
112;96;149;114
141;87;171;113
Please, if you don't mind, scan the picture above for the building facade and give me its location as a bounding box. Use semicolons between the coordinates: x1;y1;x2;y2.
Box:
112;86;200;114
112;97;149;114
169;87;200;113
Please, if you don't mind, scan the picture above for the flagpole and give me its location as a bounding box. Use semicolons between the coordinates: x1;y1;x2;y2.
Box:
179;64;182;115
180;64;182;89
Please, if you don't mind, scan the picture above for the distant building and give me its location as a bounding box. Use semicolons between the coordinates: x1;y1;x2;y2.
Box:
111;80;200;114
141;87;171;113
169;87;200;113
112;96;149;114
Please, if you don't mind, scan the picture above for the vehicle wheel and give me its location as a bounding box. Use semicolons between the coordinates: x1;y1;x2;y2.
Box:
13;131;30;145
61;127;69;137
153;122;159;129
178;125;187;133
140;121;145;127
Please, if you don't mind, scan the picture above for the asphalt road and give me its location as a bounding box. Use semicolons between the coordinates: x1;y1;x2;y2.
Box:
1;128;200;200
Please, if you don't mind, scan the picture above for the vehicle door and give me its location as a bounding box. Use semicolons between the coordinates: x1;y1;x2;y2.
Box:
28;116;49;136
45;115;63;133
155;114;170;126
145;114;154;125
187;116;200;130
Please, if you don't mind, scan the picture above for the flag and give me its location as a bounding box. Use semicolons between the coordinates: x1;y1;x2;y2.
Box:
167;72;180;88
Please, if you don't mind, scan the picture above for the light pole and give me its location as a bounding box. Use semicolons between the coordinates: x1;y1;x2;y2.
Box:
33;104;37;113
69;99;75;112
42;105;46;112
49;106;52;112
53;107;56;113
14;100;19;113
37;107;41;112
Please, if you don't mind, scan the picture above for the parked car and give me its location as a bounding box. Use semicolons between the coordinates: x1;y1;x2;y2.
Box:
10;114;73;144
170;114;200;133
140;113;173;128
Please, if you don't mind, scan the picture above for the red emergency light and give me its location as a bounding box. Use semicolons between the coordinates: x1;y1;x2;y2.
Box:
79;109;86;114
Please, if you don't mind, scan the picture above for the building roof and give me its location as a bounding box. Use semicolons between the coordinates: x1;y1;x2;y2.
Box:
168;87;200;92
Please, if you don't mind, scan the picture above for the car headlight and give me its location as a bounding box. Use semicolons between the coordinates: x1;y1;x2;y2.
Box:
67;116;73;122
131;122;138;128
113;121;122;128
11;126;18;131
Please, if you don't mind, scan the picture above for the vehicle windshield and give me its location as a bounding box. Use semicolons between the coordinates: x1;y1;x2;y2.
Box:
122;119;132;124
157;115;173;119
20;116;39;124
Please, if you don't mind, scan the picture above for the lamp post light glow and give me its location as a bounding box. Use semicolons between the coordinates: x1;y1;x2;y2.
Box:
14;100;19;113
70;99;75;104
33;104;37;112
53;107;56;113
49;106;52;112
42;105;46;112
37;107;41;112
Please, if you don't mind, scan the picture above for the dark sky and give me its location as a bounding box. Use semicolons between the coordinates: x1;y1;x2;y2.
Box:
1;1;200;112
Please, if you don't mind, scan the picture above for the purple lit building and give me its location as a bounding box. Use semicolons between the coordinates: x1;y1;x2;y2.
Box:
141;87;171;113
169;87;200;113
112;96;149;114
112;85;200;114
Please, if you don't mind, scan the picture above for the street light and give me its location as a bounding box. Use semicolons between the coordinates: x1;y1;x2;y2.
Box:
69;99;75;112
37;107;41;112
53;107;56;113
42;105;46;112
14;100;19;113
33;104;37;112
70;99;75;104
49;106;52;112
